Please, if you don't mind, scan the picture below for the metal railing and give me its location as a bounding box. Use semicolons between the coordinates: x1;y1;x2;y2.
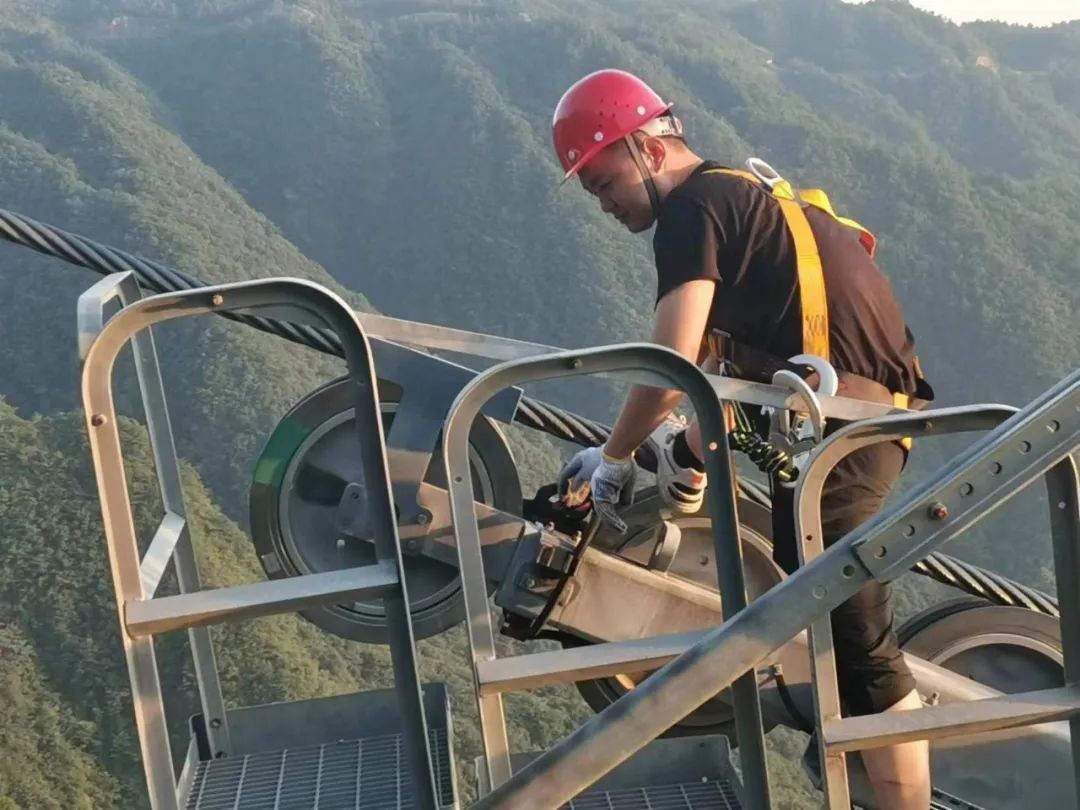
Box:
78;275;440;810
441;343;773;810
440;342;1080;810
74;265;1080;809
793;405;1080;808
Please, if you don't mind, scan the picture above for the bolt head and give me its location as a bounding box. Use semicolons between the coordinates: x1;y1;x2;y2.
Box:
929;502;949;521
211;293;224;306
416;512;429;525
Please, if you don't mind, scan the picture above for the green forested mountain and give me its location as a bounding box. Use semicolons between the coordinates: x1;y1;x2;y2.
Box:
0;401;606;806
0;0;1077;807
0;622;120;810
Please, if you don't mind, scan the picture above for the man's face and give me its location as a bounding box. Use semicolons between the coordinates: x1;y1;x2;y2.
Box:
578;141;655;233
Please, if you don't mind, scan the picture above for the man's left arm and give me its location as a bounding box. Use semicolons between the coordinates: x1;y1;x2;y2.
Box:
601;278;716;460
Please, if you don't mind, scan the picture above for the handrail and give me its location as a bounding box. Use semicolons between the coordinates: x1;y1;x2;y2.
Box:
80;276;440;810
793;405;1012;807
447;360;1080;810
78;270;232;776
440;343;772;809
793;401;1080;808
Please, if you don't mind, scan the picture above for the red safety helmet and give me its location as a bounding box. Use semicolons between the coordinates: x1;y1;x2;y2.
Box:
552;69;679;184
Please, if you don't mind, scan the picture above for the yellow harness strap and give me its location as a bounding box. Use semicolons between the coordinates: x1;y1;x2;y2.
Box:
703;167;831;362
701;165;915;449
798;188;877;257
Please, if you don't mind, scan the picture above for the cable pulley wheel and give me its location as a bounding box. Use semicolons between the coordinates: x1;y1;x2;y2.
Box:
566;499;785;741
249;376;521;644
898;597;1063;693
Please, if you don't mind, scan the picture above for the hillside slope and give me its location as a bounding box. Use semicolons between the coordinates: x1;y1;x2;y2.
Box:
0;621;120;810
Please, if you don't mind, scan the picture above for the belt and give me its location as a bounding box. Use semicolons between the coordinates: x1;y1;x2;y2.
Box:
705;329;933;450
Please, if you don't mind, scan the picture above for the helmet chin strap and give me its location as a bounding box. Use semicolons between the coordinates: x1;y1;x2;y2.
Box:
624;134;661;220
623;116;683;220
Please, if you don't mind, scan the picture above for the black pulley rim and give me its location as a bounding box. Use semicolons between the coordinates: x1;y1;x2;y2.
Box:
899;598;1063;693
250;376;521;643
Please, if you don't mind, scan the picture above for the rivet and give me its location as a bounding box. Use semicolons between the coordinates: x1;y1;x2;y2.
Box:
929;502;949;521
708;441;718;451
874;547;888;559
569;358;583;370
593;131;604;142
209;718;222;729
812;585;826;599
211;293;224;306
90;414;107;427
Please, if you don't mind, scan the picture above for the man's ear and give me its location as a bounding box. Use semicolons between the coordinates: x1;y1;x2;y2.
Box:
640;135;668;174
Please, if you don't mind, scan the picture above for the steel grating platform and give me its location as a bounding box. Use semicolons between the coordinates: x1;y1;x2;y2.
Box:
852;786;986;810
185;729;455;810
929;788;988;810
562;779;743;809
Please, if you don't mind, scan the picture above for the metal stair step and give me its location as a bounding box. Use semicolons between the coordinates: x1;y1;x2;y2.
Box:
929;787;989;810
473;736;744;809
563;778;743;809
185;728;454;810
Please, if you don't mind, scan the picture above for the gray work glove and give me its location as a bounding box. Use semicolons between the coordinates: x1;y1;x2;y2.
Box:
558;446;637;534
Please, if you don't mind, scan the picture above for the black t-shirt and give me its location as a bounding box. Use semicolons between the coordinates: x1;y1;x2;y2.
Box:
653;160;924;397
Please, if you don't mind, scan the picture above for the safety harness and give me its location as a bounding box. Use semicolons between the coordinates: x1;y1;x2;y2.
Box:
698;159;934;455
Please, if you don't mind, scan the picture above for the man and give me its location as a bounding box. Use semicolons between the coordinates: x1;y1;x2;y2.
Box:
552;68;933;810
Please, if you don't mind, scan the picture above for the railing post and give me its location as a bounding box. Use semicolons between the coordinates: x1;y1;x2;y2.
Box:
1047;454;1080;803
79;271;232;759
